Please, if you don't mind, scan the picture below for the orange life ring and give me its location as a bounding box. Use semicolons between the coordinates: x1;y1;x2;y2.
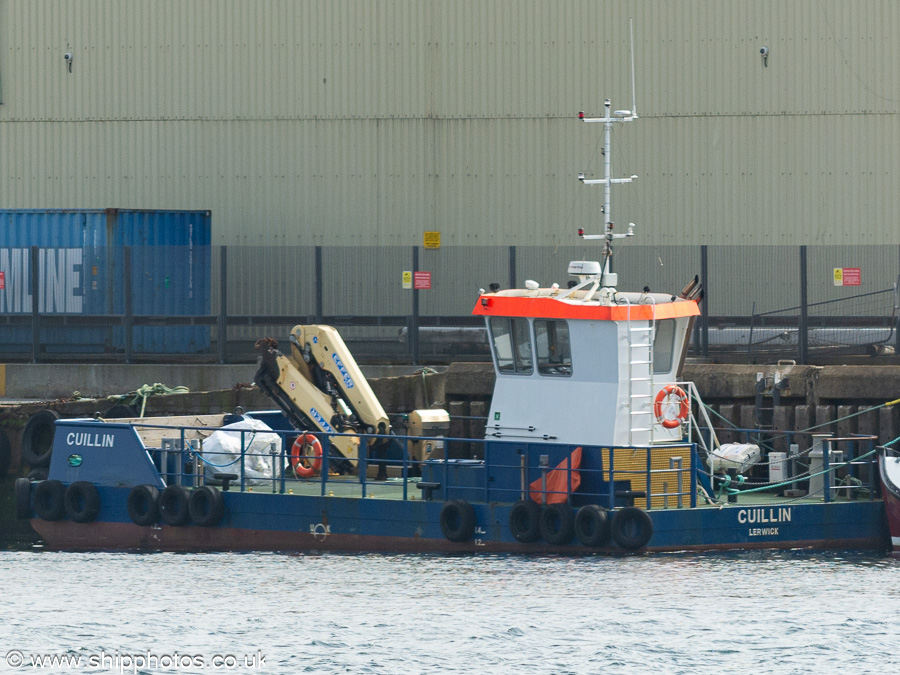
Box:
653;385;690;429
291;434;323;478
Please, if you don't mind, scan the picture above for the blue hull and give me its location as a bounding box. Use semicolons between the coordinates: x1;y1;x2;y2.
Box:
24;416;888;555
30;485;887;554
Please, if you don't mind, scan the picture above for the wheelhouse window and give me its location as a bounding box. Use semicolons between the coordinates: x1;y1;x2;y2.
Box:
535;319;572;376
653;319;676;374
489;317;533;374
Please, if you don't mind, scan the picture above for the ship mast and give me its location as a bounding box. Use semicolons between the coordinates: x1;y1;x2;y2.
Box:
577;102;638;288
575;21;639;290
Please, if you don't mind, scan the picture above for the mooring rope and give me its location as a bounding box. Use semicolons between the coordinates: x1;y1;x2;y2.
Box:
110;383;190;418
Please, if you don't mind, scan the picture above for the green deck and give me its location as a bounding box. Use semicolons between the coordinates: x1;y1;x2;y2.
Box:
243;475;418;500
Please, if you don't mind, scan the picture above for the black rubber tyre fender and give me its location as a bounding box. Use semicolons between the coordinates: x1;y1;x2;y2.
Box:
127;485;160;526
64;481;101;523
539;502;576;545
574;504;611;547
21;409;60;467
188;485;225;527
508;499;542;543
15;477;32;519
158;485;191;526
33;479;66;521
0;429;11;477
610;506;654;551
439;499;476;542
26;467;49;482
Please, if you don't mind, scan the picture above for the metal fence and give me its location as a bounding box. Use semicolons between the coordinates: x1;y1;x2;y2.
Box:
2;244;898;364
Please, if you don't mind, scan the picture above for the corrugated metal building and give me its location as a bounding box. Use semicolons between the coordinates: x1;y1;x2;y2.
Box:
0;0;898;319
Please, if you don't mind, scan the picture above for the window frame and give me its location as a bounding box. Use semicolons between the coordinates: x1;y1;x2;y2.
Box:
653;318;677;374
488;316;534;375
534;319;573;377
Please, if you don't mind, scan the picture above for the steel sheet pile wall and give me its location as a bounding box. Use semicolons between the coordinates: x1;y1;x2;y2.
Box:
0;209;211;353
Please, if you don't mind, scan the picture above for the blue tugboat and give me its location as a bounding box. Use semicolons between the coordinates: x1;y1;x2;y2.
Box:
15;96;887;554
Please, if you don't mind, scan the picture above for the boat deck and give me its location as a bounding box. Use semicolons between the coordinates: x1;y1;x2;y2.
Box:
242;475;419;500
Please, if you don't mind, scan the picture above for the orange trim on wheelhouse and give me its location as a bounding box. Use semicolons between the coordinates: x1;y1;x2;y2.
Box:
472;295;700;321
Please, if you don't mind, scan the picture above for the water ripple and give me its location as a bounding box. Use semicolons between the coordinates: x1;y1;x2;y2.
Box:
0;550;898;673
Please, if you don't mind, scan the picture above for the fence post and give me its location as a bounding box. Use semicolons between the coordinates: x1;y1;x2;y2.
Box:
314;245;323;323
799;245;808;364
896;246;900;353
30;246;40;363
218;246;228;364
410;246;420;365
124;246;133;364
508;245;516;289
701;244;709;357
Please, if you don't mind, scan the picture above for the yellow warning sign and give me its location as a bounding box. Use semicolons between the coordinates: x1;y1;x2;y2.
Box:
834;267;860;286
423;231;441;249
402;271;413;289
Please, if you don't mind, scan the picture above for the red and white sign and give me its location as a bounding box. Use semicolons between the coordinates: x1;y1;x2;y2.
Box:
413;271;432;290
834;267;861;286
0;272;4;290
842;267;861;286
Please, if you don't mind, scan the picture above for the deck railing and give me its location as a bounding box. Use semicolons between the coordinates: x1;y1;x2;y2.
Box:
134;421;703;510
694;426;880;503
66;415;880;508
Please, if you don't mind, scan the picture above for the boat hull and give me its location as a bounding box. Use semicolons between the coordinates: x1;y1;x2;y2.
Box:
879;450;900;556
29;486;887;555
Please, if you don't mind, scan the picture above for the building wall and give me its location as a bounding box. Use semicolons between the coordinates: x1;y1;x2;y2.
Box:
0;1;898;317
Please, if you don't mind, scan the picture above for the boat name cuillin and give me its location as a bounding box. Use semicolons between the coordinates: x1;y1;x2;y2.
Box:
737;507;792;524
66;432;115;448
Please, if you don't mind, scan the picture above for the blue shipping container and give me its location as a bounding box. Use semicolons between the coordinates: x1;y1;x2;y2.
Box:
0;208;211;354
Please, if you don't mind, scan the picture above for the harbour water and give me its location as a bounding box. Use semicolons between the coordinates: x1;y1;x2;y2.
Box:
1;549;897;674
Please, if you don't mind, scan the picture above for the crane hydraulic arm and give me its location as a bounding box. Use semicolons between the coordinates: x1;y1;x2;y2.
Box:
291;325;390;435
254;325;392;469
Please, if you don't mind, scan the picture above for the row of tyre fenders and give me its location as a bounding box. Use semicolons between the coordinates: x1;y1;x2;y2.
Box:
15;479;225;528
16;479;653;550
440;499;653;550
